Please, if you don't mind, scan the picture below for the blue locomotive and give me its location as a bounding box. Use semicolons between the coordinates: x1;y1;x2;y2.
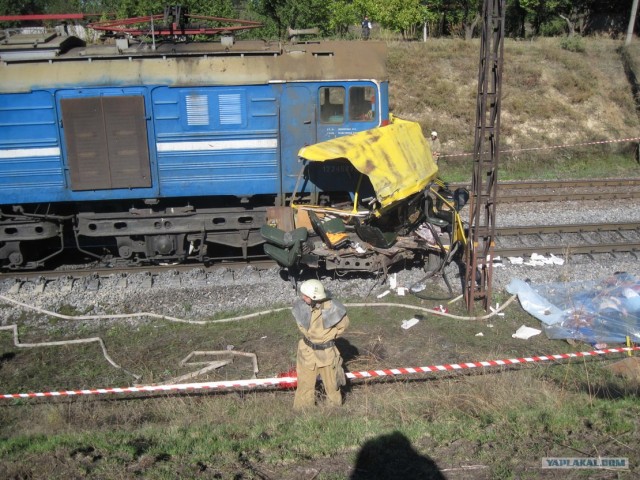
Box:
0;28;467;277
0;30;394;269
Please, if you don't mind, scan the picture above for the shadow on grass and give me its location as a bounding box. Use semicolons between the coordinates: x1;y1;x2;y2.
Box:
350;430;445;480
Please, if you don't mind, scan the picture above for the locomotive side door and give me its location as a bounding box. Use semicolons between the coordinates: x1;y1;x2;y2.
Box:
279;85;316;204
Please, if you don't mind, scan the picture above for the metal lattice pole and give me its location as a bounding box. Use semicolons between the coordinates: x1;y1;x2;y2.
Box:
464;0;505;313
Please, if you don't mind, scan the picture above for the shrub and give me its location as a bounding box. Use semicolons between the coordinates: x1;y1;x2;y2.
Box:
559;35;586;53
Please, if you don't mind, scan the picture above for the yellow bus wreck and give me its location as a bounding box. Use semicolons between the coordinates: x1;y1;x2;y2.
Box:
260;117;468;279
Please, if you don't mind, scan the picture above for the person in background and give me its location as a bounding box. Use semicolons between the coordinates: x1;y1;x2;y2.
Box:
429;131;442;165
361;15;372;40
291;279;349;409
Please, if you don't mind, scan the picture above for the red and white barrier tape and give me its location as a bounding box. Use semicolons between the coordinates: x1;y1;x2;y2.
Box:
2;346;638;400
441;136;640;158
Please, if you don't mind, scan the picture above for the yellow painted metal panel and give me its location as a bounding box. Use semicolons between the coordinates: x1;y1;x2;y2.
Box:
298;116;438;210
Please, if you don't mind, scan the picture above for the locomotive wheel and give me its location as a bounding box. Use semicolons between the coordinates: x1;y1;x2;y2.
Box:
8;251;23;266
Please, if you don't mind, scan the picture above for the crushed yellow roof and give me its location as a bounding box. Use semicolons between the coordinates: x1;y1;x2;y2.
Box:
298;116;438;211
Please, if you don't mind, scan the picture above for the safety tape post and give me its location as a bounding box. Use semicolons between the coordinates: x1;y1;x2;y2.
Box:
2;346;639;400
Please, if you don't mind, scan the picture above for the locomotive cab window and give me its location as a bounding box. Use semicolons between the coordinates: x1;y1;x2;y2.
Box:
319;87;344;124
349;86;376;121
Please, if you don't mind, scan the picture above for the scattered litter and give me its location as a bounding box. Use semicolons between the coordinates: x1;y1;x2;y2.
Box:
508;253;564;266
507;253;564;267
549;253;564;265
512;325;542;340
401;318;420;330
433;305;449;314
594;343;608;350
261;336;267;339
489;304;505;316
475;332;484;337
525;253;547;266
389;273;397;290
397;287;406;296
411;284;426;293
486;324;494;328
377;290;390;299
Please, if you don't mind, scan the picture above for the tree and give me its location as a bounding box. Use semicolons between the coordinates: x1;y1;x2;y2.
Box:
251;0;330;38
505;0;527;38
372;0;424;39
327;0;357;37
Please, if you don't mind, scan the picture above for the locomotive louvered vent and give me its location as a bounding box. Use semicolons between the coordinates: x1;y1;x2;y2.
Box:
219;93;242;125
186;94;210;126
61;96;151;191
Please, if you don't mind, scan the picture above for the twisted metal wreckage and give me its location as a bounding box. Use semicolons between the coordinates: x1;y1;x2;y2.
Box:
260;116;469;291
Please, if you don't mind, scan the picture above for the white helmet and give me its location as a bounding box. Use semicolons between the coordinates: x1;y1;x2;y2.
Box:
431;131;438;137
300;279;326;301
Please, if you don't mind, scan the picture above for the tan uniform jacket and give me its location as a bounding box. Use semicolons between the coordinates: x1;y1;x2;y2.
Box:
294;299;349;368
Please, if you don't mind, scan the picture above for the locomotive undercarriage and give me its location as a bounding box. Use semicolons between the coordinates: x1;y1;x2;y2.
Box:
0;184;466;274
76;206;267;265
0;212;67;270
0;203;269;270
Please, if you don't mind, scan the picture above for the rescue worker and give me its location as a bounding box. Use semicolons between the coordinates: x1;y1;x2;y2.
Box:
429;131;441;165
292;279;349;409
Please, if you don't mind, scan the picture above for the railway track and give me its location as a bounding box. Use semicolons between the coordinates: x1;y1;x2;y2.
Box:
493;221;640;258
2;222;638;287
0;259;278;289
451;178;640;203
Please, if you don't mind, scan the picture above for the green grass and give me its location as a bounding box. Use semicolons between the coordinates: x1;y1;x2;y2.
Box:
1;365;638;478
1;289;639;478
438;152;639;183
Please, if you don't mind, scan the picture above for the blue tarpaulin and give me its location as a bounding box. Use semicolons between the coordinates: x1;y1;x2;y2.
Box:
506;273;640;345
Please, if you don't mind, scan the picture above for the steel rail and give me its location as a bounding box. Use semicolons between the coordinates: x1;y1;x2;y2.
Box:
494;242;640;258
496;222;640;235
496;191;640;203
493;221;640;258
0;259;277;283
451;178;640;190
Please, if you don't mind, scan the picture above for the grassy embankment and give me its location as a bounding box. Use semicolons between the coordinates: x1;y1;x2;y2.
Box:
1;294;639;479
388;37;640;182
1;37;640;479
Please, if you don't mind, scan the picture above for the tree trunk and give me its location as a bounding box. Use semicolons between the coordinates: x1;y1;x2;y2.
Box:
559;14;575;36
464;13;481;40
